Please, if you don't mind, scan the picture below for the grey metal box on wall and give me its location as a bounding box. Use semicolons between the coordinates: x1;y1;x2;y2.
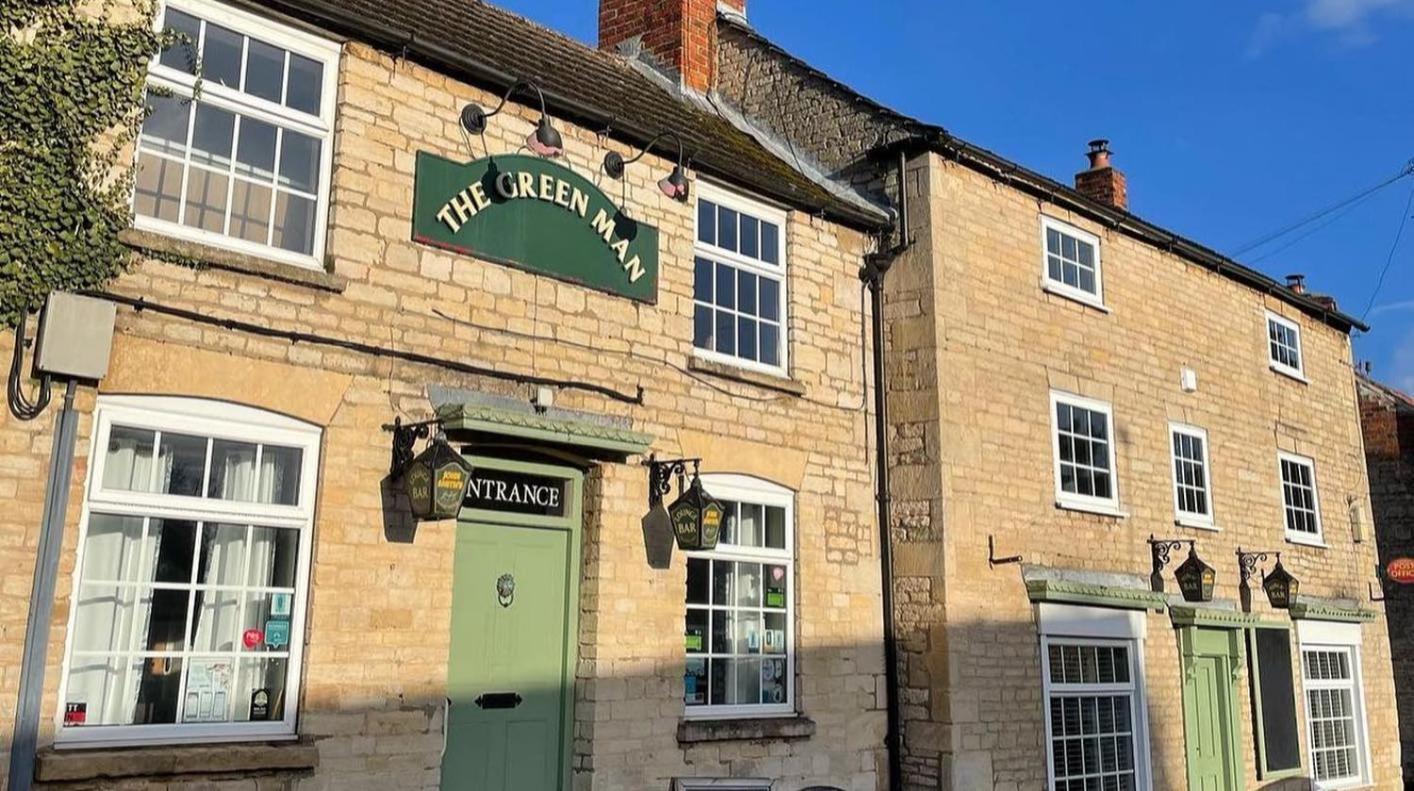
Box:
34;292;116;381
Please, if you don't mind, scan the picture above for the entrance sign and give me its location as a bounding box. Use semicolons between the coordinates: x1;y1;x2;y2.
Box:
412;152;660;303
1388;557;1414;584
465;467;569;517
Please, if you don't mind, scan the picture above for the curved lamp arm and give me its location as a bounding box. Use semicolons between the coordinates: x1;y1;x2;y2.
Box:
603;131;690;201
460;79;563;157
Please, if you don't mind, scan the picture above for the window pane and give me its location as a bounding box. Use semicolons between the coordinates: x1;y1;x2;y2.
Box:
740;215;759;259
182;167;229;233
272;192;316;254
189;587;242;652
685;609;707;654
764;611;787;653
685;657;707;706
738;271;758;316
208;440;259;501
285;54;323;115
738;318;758;361
694;257;713;302
735;563;762;608
134;152;185;223
158;9;201;73
761;656;786;704
759;278;780;322
245;38;285;104
139;92;191;157
686;557;709;604
196;523;248;587
234;657;288;722
764;564;787;609
708;658;729;705
64;657;146;727
229;180;273;244
181;658;236;723
259;445;303;506
715;310;735;355
277;130;321;193
710;608;734;654
235;117;278;181
760;222;779;264
759;322;780;367
151;518;198;583
714;263;736;310
248;527;300;588
737;610;762;654
717;207;738;252
156;432;207;497
697;200;716;245
734;657;761;704
765;506;786;549
103;427;156;491
735;503;763;547
72;585;141;652
693;304;712;350
80;514;146;583
203;23;244;89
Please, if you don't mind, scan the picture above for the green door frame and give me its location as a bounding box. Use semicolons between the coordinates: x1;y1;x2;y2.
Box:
1178;626;1246;791
451;454;584;791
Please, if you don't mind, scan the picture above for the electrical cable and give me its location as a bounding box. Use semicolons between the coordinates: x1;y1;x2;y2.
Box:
1230;159;1414;257
1360;178;1414;321
1247;186;1385;266
83;291;645;406
7;311;52;421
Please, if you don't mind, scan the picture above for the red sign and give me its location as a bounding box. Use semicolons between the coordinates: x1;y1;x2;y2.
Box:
243;629;265;649
64;703;86;725
1388;558;1414;584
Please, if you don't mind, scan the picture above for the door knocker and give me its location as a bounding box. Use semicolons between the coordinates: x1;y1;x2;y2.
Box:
496;573;515;607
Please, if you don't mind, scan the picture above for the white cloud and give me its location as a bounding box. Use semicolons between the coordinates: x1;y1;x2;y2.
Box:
1246;0;1414;56
1370;299;1414;316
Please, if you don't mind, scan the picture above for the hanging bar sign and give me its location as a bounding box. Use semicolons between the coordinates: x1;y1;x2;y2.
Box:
464;468;568;517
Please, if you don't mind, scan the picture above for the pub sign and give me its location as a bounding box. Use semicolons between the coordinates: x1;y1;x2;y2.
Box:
412;152;660;303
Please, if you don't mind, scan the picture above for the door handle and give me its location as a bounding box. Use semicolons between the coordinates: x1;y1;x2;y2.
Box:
474;692;523;709
441;697;450;761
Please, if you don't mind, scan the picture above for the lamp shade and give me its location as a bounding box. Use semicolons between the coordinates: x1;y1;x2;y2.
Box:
402;434;472;520
527;117;564;157
1175;546;1216;603
658;165;689;201
1263;557;1299;609
668;476;724;551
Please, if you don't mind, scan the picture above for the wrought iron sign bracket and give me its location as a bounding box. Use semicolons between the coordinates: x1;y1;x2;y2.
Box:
382;416;441;478
1148;535;1192;593
1236;548;1272;589
644;454;700;507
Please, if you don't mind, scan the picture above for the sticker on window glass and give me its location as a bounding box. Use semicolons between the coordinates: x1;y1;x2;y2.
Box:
64;702;87;726
270;592;292;618
685;628;703;652
183;659;232;723
264;620;291;650
766;565;786;608
250;688;271;721
243;628;264;649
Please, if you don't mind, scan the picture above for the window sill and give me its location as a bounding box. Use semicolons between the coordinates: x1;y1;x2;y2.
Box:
1040;280;1110;313
121;228;347;293
1055;499;1129;519
676;715;816;744
1269;363;1309;384
1176;516;1219;531
1285;532;1329;549
687;355;806;396
35;740;319;783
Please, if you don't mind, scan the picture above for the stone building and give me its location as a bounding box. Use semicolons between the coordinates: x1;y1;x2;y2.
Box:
707;6;1401;791
0;0;898;789
1357;374;1414;786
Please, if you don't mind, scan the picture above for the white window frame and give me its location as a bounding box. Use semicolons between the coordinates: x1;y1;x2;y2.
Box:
134;0;341;269
682;474;794;720
1040;215;1106;311
1278;451;1324;547
1037;604;1153;791
1050;391;1123;516
1296;621;1373;790
55;395;321;747
1169;423;1215;530
1265;311;1307;382
673;780;771;791
692;181;791;377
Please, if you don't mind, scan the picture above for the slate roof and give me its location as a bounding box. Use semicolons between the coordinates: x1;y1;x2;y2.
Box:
250;0;890;230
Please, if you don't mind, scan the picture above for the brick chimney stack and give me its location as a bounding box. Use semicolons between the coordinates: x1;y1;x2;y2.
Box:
599;0;744;92
1074;139;1128;211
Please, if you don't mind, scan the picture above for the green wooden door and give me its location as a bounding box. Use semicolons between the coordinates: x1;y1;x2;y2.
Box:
1181;628;1244;791
441;459;581;791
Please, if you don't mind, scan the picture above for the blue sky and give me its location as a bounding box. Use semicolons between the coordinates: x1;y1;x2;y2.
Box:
498;0;1414;391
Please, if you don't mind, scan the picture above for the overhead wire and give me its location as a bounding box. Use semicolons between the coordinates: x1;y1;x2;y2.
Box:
1230;159;1414;258
1359;178;1414;322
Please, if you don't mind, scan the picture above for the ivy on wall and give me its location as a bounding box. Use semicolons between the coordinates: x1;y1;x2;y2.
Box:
0;0;182;326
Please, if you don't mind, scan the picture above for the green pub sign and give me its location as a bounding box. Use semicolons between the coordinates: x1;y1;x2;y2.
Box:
412;152;660;303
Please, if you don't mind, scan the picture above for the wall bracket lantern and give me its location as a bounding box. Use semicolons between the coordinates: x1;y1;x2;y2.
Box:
1149;535;1215;602
383;417;473;521
602;131;690;202
1262;554;1299;610
460;79;564;158
644;455;724;551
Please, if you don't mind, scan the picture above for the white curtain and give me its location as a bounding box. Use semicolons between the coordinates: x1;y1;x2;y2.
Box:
101;428;155;492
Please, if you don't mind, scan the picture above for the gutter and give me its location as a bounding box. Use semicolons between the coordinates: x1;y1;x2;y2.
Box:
250;0;889;232
873;135;1369;334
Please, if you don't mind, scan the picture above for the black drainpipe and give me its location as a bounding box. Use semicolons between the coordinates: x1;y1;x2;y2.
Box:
863;149;910;791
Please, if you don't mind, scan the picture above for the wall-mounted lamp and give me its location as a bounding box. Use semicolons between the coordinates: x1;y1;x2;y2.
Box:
1149;535;1215;602
384;417;472;521
602;131;690;202
645;455;723;550
460;79;564;158
1262;554;1299;610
